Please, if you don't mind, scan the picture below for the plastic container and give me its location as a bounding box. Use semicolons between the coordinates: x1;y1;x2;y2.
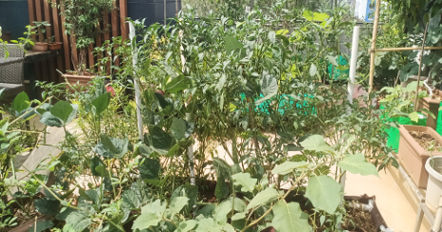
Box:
425;156;442;212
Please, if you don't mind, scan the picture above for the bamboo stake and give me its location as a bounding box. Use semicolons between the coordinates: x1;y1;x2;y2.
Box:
375;46;442;52
414;23;429;111
368;0;381;94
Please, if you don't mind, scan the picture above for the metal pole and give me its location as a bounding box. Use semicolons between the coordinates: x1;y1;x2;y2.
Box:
164;0;167;25
368;0;381;94
348;26;360;105
128;22;144;141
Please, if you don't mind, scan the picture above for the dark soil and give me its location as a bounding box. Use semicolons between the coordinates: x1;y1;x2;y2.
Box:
342;202;378;232
410;130;442;152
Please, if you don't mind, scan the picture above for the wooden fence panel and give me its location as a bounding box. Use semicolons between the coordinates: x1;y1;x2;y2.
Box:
27;0;129;81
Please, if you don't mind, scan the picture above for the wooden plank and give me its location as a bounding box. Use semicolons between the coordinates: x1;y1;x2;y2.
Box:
43;0;52;41
27;0;36;41
51;0;61;42
95;31;103;73
34;0;44;41
119;0;128;40
88;43;94;71
111;0;120;67
60;3;71;70
70;34;79;69
103;10;111;41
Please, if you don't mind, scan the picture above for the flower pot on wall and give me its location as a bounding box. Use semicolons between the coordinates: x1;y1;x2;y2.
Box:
398;125;442;188
32;42;49;51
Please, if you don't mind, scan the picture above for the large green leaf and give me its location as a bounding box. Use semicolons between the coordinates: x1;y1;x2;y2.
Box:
63;211;92;232
50;101;74;123
132;200;166;230
175;220;197;232
224;35;244;53
167;196;188;217
166;76;191;93
305;176;342;214
150;126;175;150
94;134;129;158
34;198;60;216
92;92;110;115
300;135;334;153
271;200;312;232
139;158;161;180
338;154;378;176
27;220;54;232
171;118;187;140
261;73;278;98
231;172;257;193
213;199;233;223
195;217;224;232
246;187;279;210
272;161;309;175
12;91;30;114
40;111;63;127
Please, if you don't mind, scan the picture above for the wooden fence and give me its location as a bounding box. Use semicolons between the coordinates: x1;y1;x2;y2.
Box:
27;0;128;81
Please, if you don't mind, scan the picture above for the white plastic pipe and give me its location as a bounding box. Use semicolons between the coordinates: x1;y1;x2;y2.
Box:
348;26;360;105
128;22;144;141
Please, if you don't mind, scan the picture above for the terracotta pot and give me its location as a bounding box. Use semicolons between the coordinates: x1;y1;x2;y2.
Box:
32;42;48;51
63;73;94;87
398;125;442;188
48;42;62;50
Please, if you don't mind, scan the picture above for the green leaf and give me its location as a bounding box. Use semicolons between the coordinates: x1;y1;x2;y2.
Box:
34;198;60;216
150;126;175;150
272;161;309;175
261;73;278;98
27;220;54;232
213;199;233;223
63;211;92;232
231;172;257;192
195;217;223;232
139;158;161;180
305;176;342;214
94;134;129;158
224;35;244;53
271;200;312;232
338;154;378;176
166;76;191;94
167;196;188;217
300;135;333;153
50;101;74;123
175;220;197;232
90;156;107;177
246;187;279;210
92;92;110;115
408;111;419;122
132;200;166;230
40;111;63;127
171;118;186;140
12;92;30;113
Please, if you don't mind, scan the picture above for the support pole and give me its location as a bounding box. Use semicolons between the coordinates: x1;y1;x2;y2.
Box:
128;22;144;141
368;0;381;94
414;23;429;111
348;26;360;105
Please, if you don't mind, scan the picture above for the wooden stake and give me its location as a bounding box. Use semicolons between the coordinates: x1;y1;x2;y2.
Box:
375;46;442;52
368;0;381;94
414;23;429;111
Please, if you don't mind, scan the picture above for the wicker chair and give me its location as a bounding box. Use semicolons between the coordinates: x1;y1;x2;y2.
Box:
0;44;25;102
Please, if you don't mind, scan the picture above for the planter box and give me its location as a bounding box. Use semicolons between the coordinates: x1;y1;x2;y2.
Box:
32;42;48;51
385;116;427;153
63;73;94;86
398;125;442;188
48;42;63;50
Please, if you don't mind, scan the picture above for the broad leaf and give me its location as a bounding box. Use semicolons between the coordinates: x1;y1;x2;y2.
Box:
94;135;129;158
224;35;244;53
338;154;378;176
195;217;224;232
300;135;333;153
213;199;233;223
12;91;30;114
246;187;279;210
34;198;60;216
171;118;186;140
271;200;311;232
63;211;92;232
139;158;161;180
92;92;110;115
132;200;166;230
50;101;74;123
175;220;197;232
232;172;257;192
408;111;419;122
305;176;342;214
27;220;54;232
261;73;278;98
40;111;63;127
150;126;175;150
272;161;309;175
166;76;191;93
167;196;188;217
309;64;317;77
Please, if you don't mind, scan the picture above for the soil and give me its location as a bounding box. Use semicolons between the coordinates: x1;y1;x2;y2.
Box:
409;130;442;152
341;202;378;232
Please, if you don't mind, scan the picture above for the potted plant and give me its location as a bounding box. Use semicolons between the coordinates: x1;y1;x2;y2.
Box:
48;36;62;51
57;0;113;85
398;125;442;188
31;21;51;51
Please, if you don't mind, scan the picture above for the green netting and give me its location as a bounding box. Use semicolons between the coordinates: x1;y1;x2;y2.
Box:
437;102;442;135
385;116;427;152
327;55;349;81
240;93;316;115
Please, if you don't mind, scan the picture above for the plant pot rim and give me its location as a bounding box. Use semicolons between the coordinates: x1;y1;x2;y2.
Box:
399;125;442;157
